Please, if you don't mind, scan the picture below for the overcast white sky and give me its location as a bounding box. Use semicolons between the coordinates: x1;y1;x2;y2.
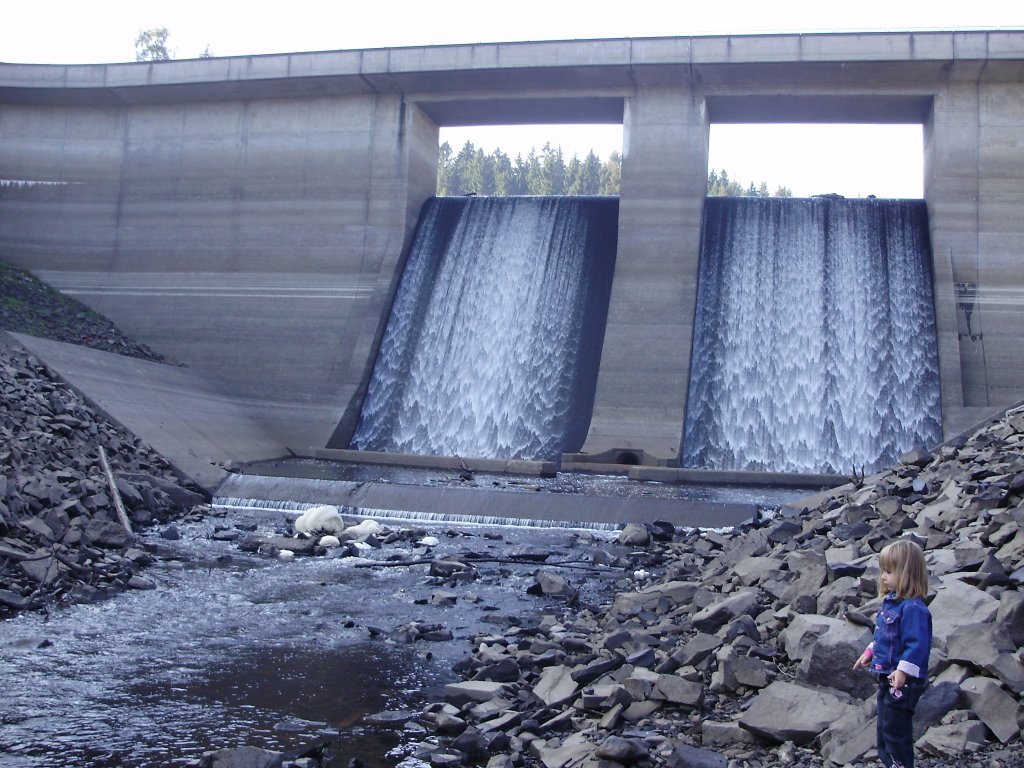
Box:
3;0;1020;197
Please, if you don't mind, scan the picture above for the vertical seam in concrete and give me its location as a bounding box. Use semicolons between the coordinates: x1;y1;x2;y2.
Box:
974;59;990;405
112;108;128;270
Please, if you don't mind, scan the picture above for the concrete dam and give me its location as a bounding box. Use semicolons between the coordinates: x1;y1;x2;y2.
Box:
1;30;1023;489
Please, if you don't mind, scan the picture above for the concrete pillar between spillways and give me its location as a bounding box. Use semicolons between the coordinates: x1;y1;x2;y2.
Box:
583;86;709;463
925;65;1024;437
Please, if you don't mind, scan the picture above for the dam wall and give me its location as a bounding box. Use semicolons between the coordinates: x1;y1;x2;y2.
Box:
1;32;1022;464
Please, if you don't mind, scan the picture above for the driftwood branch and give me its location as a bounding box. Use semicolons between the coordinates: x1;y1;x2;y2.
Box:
355;556;618;571
98;445;134;535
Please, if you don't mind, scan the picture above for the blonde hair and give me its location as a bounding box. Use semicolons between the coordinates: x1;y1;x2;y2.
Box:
878;539;929;599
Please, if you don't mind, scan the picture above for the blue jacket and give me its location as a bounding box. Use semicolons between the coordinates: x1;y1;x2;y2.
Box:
869;594;932;679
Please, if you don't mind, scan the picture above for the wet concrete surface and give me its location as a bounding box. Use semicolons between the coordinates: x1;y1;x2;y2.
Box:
0;506;631;768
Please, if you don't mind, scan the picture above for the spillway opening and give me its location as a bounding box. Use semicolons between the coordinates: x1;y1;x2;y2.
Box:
437;124;624;196
707;123;924;199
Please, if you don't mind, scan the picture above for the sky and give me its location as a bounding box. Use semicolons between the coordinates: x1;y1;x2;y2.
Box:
2;0;1020;198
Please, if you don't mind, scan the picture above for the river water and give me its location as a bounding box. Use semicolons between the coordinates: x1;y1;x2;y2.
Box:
0;466;822;768
0;505;630;768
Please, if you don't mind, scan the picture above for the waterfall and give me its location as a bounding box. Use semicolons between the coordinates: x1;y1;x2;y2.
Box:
682;197;942;475
351;196;618;461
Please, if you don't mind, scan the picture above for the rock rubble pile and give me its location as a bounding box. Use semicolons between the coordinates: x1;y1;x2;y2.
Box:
389;404;1024;768
0;341;209;614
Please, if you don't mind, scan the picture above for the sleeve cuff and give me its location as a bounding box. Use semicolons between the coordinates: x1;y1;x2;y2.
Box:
897;659;922;678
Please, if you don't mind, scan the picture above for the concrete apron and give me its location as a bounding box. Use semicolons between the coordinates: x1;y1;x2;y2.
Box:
214;472;757;529
8;332;287;491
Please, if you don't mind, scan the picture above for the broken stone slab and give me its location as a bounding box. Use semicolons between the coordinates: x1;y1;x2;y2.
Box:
700;719;764;748
668;632;723;669
779;613;852;662
917;719;989;757
617;523;650;547
532;664;580;706
571;655;624;687
653;673;704;708
731;556;784;587
690;589;759;633
946;621;1024;693
529;733;596;768
444;681;510;707
83;518;134;549
960;676;1022;743
819;697;876;766
530;571;575;598
795;621;874;698
664;742;728;768
609;580;700;618
928;578;1000;649
739;680;858;746
711;651;769;693
996;590;1024;646
780;548;828;605
18;552;62;586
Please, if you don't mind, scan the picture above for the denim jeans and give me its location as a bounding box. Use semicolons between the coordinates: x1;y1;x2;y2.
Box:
876;675;926;768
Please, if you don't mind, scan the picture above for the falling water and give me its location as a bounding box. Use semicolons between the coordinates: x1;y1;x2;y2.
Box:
682;197;942;474
351;196;618;461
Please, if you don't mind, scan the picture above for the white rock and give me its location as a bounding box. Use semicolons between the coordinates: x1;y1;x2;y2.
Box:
420;536;440;547
278;549;295;560
341;519;382;541
294;505;344;535
318;535;341;548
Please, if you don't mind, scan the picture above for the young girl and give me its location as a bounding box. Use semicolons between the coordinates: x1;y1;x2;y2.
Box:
853;539;933;768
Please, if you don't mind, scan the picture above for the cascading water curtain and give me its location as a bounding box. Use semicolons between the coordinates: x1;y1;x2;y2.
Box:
682;197;942;474
351;195;617;461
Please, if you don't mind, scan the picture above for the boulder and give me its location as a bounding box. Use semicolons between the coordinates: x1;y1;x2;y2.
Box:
618;523;650;546
917;720;989;757
927;578;1000;649
609;580;699;617
796;621;874;698
960;676;1022;743
780;613;851;662
913;681;962;741
739;681;857;746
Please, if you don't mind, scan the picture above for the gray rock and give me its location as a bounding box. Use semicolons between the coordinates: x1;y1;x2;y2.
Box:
739;680;857;746
819;698;877;765
596;735;648;764
960;676;1022;743
531;571;574;597
913;681;962;741
691;589;759;632
196;746;283;768
618;523;650;546
665;742;728;768
84;518;134;549
795;621;874;698
917;720;989;757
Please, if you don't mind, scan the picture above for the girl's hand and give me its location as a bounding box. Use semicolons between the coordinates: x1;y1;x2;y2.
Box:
853;652;871;670
888;669;907;690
